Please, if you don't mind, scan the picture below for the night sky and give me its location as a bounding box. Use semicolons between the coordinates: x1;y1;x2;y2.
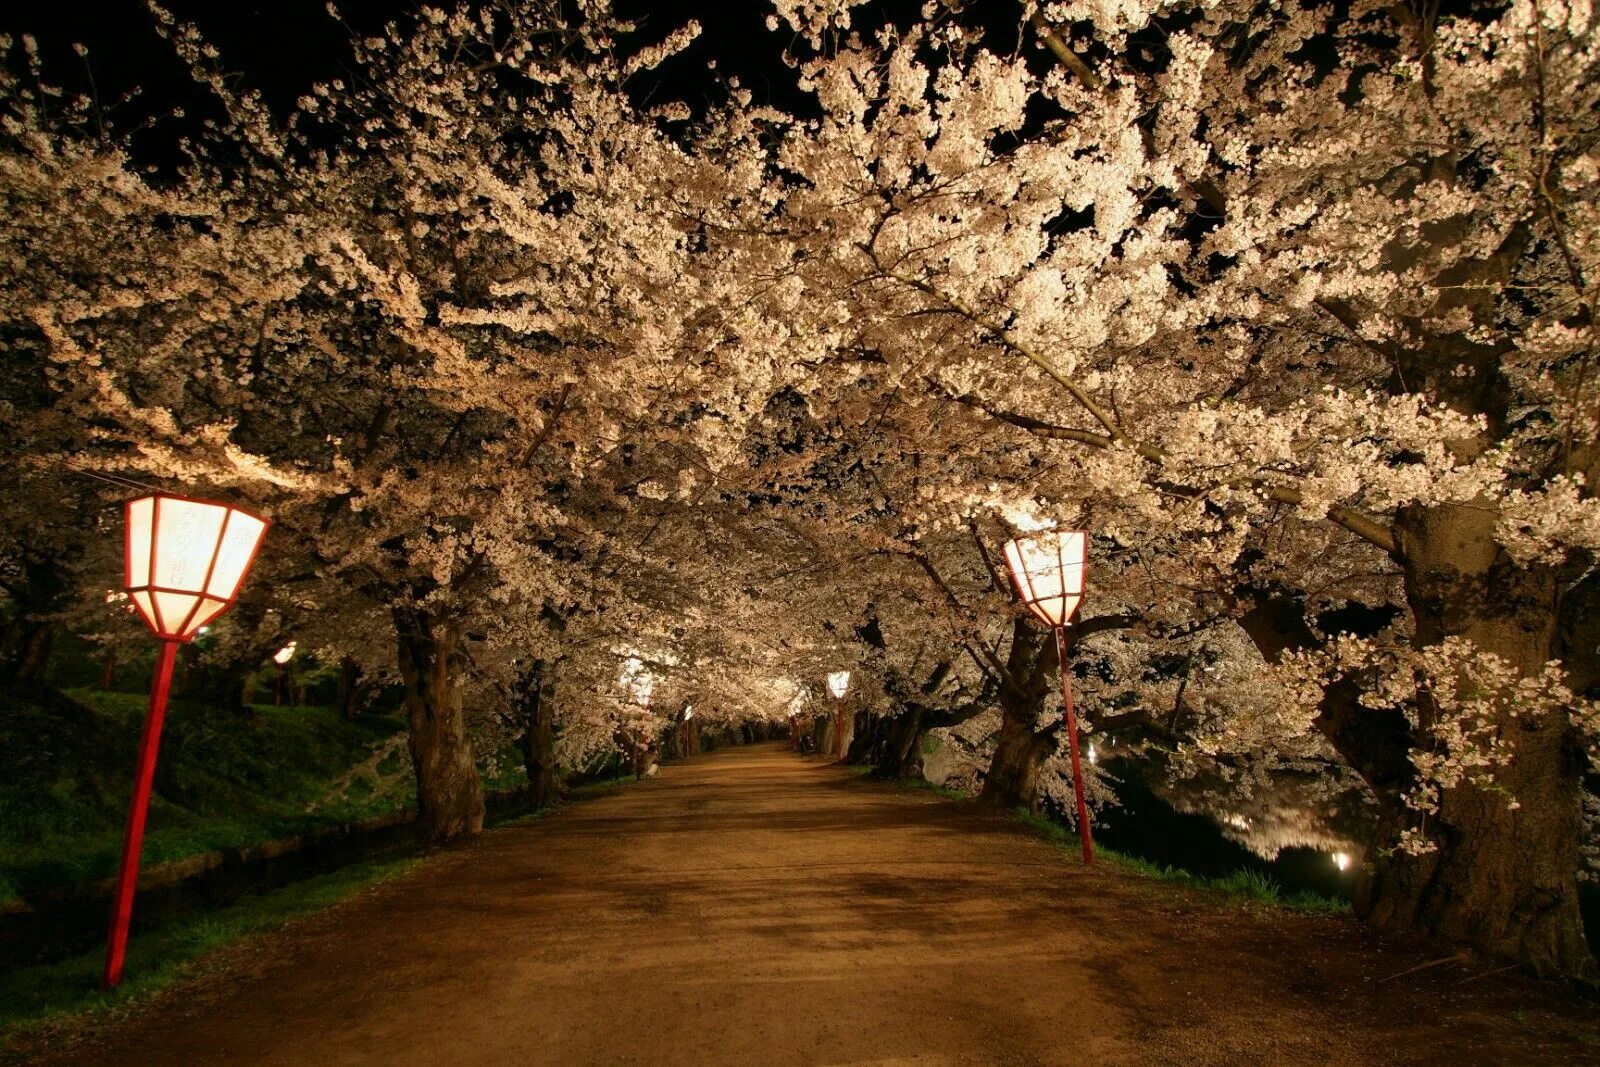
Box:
1;1;805;162
1;1;1068;168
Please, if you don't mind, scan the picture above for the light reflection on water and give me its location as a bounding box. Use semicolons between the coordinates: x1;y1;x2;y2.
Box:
1094;756;1374;899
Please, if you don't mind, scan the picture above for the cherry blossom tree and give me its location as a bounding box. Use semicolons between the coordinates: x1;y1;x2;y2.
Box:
753;0;1599;975
4;0;1597;980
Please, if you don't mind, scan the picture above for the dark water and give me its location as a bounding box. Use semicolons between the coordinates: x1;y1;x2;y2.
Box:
1084;756;1600;955
1088;758;1356;901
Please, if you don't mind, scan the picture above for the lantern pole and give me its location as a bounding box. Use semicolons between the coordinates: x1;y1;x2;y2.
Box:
103;638;180;989
1054;626;1094;865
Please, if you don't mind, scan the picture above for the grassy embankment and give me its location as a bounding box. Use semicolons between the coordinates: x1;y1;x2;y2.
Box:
0;688;540;908
0;689;415;908
0;686;536;1046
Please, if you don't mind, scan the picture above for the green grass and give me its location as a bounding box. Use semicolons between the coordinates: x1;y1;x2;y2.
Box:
0;689;419;907
0;854;421;1049
1011;808;1348;914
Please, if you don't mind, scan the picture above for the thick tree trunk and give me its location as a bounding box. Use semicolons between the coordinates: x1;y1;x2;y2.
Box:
978;685;1056;813
871;708;927;779
978;620;1057;813
393;607;484;842
1357;503;1593;978
514;662;558;809
1;619;56;689
336;656;366;720
0;553;69;695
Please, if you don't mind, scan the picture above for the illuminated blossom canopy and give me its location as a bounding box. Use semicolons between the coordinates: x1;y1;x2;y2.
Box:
0;0;1596;977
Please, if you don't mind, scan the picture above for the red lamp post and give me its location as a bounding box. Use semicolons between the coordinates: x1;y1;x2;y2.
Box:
1002;529;1094;865
680;704;694;757
106;493;268;988
826;670;850;760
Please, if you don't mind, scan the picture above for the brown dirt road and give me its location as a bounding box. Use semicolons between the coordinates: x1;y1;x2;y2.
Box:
37;743;1598;1065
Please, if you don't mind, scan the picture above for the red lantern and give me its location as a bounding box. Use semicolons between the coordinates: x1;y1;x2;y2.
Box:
1002;529;1085;628
826;671;850;760
1003;529;1094;865
104;494;268;989
124;494;268;641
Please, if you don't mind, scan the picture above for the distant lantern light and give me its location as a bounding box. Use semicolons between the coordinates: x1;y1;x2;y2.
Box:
1002;529;1086;628
1333;852;1352;872
274;641;298;665
826;671;851;699
124;494;269;642
684;705;694;721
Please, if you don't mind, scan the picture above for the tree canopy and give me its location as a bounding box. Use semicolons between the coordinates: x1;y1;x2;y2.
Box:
2;0;1597;977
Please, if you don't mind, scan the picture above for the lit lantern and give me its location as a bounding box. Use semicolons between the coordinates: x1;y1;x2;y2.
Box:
104;493;268;989
1002;529;1086;628
124;494;269;641
1003;528;1094;865
826;670;850;760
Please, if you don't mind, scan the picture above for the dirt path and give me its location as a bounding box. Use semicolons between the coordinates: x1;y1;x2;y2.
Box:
38;744;1596;1065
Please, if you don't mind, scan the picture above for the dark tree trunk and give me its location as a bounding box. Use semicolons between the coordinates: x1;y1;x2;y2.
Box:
178;602;280;713
873;708;927;779
0;553;70;695
393;607;484;842
978;684;1057;813
515;661;558;809
978;620;1057;813
2;619;56;689
846;711;891;767
1357;503;1593;978
336;656;367;720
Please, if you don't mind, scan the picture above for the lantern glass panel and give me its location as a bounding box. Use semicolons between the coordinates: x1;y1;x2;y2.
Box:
152;498;228;593
188;597;230;634
130;590;155;627
126;497;154;586
153;590;200;635
826;671;851;699
209;512;269;598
